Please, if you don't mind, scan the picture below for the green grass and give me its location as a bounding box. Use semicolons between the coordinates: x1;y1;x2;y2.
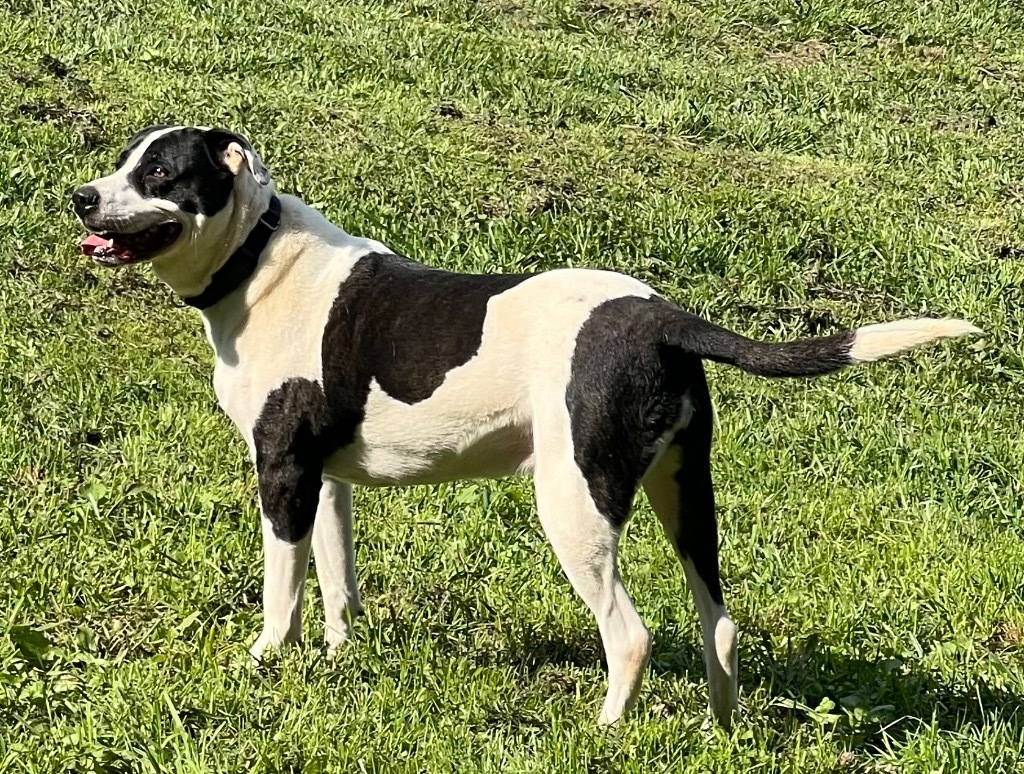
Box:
2;0;1024;770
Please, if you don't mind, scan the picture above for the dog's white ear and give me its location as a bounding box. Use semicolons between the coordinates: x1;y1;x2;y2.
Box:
206;129;271;186
229;141;271;186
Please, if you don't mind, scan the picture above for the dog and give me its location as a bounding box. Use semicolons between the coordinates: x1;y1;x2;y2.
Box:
72;125;980;727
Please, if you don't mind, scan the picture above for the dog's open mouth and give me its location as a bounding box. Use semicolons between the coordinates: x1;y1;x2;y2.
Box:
79;221;183;266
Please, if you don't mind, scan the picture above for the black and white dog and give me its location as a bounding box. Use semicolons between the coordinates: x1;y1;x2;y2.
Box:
73;126;980;727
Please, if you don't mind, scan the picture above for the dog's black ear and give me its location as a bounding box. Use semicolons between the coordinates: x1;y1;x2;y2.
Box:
204;129;271;186
116;125;174;169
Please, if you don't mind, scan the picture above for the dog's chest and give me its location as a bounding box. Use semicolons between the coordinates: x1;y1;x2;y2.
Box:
211;324;324;451
207;268;354;446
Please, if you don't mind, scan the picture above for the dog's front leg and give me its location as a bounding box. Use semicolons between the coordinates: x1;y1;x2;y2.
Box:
249;516;313;660
248;440;323;661
312;477;363;654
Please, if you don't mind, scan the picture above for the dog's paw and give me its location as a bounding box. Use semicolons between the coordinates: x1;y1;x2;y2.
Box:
324;606;364;657
248;635;274;664
700;703;742;736
325;628;349;659
249;629;301;663
324;623;356;658
597;706;624;727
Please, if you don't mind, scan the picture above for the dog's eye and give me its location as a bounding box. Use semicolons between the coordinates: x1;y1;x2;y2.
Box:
149;166;168;179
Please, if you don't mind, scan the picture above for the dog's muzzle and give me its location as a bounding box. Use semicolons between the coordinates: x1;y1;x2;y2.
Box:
72;185;184;267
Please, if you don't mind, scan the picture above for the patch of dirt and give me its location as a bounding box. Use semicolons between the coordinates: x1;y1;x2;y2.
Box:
803;265;909;318
889;103;914;125
534;668;580;697
872;37;947;62
764;40;830;69
934;113;997;133
11;68;39;86
833;751;857;770
724;262;910;338
789;233;841;265
475;705;547;732
17;99;107;150
479;194;510;219
17;100;97;126
985;622;1024;653
435;101;463;120
523;177;577;215
579;0;658;23
106;267;166;301
38;54;96;97
40;53;69;79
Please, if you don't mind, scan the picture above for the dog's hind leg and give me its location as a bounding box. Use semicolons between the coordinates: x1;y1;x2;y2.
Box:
641;379;739;728
313;477;363;654
532;420;653;726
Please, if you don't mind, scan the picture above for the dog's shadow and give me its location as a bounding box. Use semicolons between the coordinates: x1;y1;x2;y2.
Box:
488;621;1023;748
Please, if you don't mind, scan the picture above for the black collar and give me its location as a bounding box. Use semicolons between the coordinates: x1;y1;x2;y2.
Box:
183;195;281;310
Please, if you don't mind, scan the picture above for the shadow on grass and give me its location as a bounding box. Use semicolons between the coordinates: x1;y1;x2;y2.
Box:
482;619;1022;749
727;628;1024;750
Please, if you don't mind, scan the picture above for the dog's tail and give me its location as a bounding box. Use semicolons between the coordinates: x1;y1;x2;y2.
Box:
667;314;982;378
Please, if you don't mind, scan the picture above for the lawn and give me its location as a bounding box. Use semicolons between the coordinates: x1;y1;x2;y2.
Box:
2;0;1024;771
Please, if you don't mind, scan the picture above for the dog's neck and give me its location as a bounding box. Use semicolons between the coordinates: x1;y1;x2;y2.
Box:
193;194;391;369
193;194;329;362
182;195;280;310
151;185;275;299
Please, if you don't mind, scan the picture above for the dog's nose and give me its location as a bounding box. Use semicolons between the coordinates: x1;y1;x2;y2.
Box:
72;185;101;214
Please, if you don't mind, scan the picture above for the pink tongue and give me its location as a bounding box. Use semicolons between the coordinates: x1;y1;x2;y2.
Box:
79;234;135;261
80;234;113;256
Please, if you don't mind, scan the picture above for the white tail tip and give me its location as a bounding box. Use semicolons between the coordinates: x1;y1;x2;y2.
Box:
849;318;983;363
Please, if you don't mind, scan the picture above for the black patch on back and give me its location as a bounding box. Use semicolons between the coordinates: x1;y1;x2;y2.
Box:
323;252;531;404
252;253;531;542
566;295;706;528
252;380;329;543
124;127;236;216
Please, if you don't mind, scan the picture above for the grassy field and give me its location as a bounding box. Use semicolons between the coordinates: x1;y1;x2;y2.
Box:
2;0;1024;770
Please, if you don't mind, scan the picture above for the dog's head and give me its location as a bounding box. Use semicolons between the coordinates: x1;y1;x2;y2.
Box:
72;126;272;288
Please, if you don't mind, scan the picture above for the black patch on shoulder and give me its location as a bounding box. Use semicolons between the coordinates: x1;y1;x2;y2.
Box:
252;253;531;542
123;127;236;215
566;295;706;528
252;379;329;543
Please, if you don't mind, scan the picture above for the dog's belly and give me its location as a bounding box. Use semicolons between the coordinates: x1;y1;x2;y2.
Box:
323;369;534;486
324;415;533;486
